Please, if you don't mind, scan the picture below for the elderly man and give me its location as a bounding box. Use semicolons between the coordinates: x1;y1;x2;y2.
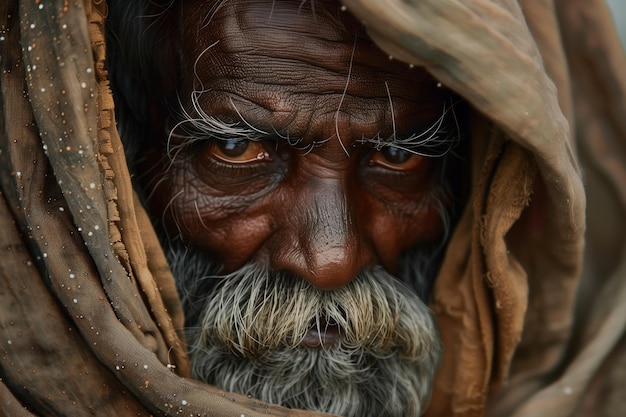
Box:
1;0;625;416
108;1;470;415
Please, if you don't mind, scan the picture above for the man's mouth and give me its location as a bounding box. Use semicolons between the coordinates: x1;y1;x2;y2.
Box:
301;317;342;348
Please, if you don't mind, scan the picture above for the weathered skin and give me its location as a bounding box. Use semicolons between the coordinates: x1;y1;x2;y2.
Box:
146;0;452;290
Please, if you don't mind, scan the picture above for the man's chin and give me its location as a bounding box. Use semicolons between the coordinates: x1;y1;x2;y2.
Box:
189;340;432;417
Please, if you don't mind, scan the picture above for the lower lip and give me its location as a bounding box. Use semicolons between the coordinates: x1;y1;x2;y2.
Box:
301;321;341;348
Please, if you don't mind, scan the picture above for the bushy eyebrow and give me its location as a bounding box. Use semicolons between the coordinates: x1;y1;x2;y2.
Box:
358;98;464;158
165;92;271;159
167;91;463;159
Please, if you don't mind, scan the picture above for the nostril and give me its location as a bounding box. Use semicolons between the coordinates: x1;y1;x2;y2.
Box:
271;240;372;290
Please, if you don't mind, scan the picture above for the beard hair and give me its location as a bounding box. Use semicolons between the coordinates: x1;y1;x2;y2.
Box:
165;238;444;417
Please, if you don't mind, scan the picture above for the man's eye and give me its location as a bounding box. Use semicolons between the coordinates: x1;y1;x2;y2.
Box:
370;146;423;171
209;139;271;164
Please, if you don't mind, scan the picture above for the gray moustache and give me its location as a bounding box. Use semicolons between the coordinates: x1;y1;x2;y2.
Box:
193;263;440;359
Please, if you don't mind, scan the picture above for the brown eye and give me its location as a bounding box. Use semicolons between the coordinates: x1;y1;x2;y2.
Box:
210;139;271;164
370;146;423;171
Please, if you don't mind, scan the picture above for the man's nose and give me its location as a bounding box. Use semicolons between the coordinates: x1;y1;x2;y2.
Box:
270;186;373;290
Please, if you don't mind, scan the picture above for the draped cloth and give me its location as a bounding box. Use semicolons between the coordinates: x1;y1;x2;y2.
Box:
0;0;625;416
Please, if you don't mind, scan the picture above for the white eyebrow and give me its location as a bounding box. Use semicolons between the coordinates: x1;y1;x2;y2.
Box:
360;99;463;158
165;91;270;159
167;90;463;160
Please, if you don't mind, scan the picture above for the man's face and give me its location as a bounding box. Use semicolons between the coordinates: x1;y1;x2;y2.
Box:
142;0;462;415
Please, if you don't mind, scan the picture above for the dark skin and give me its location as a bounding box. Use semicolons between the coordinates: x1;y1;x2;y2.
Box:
147;0;450;290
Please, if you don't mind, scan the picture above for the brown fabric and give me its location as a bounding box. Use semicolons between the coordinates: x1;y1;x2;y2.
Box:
340;0;626;416
1;0;625;416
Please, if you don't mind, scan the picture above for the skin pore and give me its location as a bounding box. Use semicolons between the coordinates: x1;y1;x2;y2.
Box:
127;0;466;415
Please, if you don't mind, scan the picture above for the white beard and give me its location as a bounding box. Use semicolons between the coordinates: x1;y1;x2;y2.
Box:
167;242;442;417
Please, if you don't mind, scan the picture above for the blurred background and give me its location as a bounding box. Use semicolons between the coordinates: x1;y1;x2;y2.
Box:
607;0;626;48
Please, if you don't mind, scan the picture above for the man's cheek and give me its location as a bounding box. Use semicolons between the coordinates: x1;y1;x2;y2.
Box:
151;158;256;218
167;188;274;271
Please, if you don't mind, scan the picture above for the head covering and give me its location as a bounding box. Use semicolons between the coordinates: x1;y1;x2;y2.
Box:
1;0;625;416
340;2;626;416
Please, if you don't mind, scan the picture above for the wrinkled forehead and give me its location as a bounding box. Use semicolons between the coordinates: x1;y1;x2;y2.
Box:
180;0;365;50
183;0;364;38
170;0;448;141
177;0;435;84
